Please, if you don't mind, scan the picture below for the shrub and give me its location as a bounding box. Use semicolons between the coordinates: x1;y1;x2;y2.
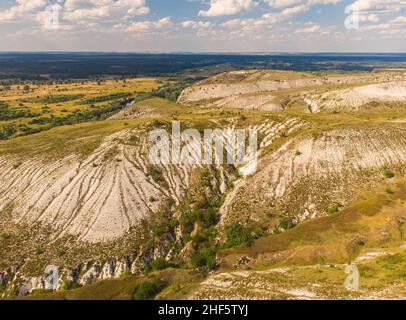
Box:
133;279;165;300
169;218;179;229
147;165;166;185
32;289;52;295
279;217;296;230
0;124;16;140
12;162;22;170
61;280;80;291
79;92;132;105
152;225;166;237
150;257;168;272
327;203;343;215
191;247;217;269
201;207;219;227
384;168;395;179
24;94;84;104
222;224;254;249
119;271;133;279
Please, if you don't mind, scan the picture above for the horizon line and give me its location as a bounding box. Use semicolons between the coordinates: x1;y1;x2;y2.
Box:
0;51;405;55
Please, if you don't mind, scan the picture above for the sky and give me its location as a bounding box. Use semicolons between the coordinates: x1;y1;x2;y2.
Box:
0;0;405;52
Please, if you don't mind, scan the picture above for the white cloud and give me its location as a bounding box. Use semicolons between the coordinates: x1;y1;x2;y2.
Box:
392;16;406;23
294;21;333;35
0;0;48;22
123;17;172;33
0;0;150;25
63;0;149;22
280;5;309;16
295;22;321;33
266;0;342;10
181;20;211;29
199;0;256;17
346;0;405;14
344;0;405;38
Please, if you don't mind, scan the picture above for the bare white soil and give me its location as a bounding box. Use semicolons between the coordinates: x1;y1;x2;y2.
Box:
220;125;406;226
0;130;192;242
178;71;406;105
0;119;303;243
306;81;406;112
203;93;281;111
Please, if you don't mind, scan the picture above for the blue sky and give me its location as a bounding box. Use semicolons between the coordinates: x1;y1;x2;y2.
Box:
0;0;405;52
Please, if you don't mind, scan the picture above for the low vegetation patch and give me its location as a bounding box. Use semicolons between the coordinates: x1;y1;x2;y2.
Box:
222;224;255;249
133;278;166;300
21;94;84;104
79;92;132;105
384;167;395;179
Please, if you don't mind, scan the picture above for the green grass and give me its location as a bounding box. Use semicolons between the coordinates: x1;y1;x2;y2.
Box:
133;279;166;300
219;180;406;267
221;224;255;249
21;94;84;104
384;167;395;179
22;269;201;300
79;92;133;105
0;119;146;159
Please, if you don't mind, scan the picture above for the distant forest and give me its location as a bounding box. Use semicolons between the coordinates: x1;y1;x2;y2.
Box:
0;52;406;80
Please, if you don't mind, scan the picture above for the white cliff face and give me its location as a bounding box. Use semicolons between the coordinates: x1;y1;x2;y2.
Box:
305;81;406;112
178;70;406;106
220;125;406;226
3;70;406;298
0;116;307;243
0;129;192;243
10;254;151;296
202;94;281;111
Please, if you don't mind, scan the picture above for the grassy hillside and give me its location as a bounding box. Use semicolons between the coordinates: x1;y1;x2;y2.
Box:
1;69;406;300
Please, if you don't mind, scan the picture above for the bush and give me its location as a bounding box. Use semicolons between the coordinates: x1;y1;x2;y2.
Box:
152;225;166;237
147;165;166;185
119;271;133;279
169;218;179;229
150;257;168;272
0;124;16;140
23;94;84;104
222;224;254;249
151;80;194;102
79;92;132;105
201;207;219;227
384;168;395;179
133;279;165;300
279;217;296;230
61;280;80;291
32;289;52;295
191;247;217;269
327;203;343;215
0;102;39;121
